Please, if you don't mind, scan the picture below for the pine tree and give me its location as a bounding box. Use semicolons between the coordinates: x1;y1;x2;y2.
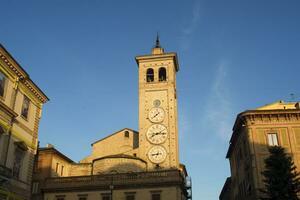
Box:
260;146;300;200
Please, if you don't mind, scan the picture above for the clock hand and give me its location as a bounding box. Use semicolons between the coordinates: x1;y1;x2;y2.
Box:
152;111;160;118
151;130;166;138
151;152;162;157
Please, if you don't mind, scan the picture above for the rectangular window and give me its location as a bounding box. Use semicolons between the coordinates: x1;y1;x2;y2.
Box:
0;71;6;97
151;193;160;200
21;96;30;119
126;195;135;200
12;147;23;179
124;131;129;138
267;133;278;146
77;194;88;200
61;165;64;176
55;163;59;173
0;193;7;200
102;196;111;200
32;182;39;194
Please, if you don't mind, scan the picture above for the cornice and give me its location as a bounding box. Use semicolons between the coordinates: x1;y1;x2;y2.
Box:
135;52;179;72
91;128;138;146
39;147;75;163
236;109;300;128
0;45;49;103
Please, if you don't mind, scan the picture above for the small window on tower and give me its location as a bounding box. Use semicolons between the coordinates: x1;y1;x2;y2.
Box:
124;131;129;138
158;67;166;81
146;68;154;82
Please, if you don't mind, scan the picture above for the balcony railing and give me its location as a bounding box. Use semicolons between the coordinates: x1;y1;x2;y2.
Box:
0;164;12;181
42;170;185;192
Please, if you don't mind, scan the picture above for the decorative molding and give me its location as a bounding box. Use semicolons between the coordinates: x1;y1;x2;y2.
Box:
243;111;300;125
0;46;49;104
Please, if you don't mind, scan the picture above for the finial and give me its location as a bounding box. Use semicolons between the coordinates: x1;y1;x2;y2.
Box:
155;33;161;48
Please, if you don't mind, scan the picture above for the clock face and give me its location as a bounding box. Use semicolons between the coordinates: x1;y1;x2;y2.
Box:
148;145;167;164
146;124;168;144
148;107;165;123
153;99;161;107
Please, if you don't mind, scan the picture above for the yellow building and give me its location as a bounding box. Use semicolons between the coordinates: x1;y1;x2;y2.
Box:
221;101;300;200
0;44;49;200
32;38;192;200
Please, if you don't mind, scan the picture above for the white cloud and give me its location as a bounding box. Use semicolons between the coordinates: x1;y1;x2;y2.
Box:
180;1;201;51
202;60;233;140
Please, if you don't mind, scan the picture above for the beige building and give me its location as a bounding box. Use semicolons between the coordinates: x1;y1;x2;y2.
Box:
33;39;192;200
220;101;300;200
0;44;49;200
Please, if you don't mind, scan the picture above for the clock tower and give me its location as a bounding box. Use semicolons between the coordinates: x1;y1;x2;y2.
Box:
136;37;180;170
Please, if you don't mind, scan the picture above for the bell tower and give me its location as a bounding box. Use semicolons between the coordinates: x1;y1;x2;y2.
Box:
135;37;180;170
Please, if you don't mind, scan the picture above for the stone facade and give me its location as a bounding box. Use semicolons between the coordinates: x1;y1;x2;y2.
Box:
221;101;300;200
32;40;191;200
0;44;48;200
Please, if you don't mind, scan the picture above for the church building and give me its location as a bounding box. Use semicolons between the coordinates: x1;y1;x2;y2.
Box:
32;39;192;200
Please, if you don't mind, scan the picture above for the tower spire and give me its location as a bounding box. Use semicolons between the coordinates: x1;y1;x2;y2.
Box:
155;33;161;48
152;33;164;55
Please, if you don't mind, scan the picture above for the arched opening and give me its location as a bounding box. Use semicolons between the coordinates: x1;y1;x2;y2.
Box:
159;67;167;81
146;68;154;82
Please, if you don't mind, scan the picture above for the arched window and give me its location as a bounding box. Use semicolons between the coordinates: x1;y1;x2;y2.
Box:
146;68;154;82
159;67;167;81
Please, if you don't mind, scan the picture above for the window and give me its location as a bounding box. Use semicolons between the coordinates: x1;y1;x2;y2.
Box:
32;182;39;194
158;67;166;81
151;193;160;200
77;194;88;200
124;131;129;138
126;195;135;200
0;193;7;200
12;147;24;179
55;163;59;173
61;165;64;176
125;192;136;200
146;68;154;82
56;195;65;200
267;133;278;146
21;96;30;119
0;71;6;97
101;195;111;200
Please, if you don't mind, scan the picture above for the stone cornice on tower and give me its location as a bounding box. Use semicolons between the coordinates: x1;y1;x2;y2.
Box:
135;52;179;72
0;44;49;103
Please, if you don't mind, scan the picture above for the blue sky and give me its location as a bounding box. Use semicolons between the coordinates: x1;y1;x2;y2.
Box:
1;0;300;199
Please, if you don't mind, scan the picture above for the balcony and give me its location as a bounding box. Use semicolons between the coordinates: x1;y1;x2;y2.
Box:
0;164;12;183
42;170;185;192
